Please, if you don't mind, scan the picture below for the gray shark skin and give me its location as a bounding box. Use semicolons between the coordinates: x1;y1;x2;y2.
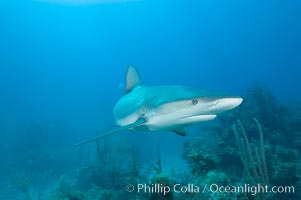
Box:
76;65;243;146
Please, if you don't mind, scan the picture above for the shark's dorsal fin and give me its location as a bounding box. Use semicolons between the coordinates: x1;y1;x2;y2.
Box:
126;65;143;93
173;127;187;136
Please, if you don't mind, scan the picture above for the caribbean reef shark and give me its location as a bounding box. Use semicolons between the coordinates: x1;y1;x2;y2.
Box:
76;65;243;146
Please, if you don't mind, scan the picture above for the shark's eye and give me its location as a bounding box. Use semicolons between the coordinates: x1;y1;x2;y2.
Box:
192;99;198;105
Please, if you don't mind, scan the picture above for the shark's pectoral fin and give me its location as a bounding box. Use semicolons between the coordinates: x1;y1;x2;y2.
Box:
75;118;145;147
172;127;187;136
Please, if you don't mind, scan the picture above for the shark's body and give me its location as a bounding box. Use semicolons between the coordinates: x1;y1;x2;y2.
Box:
76;65;242;146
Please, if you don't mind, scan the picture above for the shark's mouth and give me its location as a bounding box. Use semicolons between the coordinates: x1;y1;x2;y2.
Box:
179;114;217;121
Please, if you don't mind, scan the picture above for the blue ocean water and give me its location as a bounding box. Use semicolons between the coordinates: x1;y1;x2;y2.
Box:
0;0;300;200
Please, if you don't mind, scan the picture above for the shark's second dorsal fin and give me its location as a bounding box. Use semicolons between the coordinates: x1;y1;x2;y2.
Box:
126;65;143;93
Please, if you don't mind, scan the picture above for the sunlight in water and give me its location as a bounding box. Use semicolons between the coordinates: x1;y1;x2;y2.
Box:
36;0;140;5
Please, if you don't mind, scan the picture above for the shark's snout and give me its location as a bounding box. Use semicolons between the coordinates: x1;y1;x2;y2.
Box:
213;97;243;112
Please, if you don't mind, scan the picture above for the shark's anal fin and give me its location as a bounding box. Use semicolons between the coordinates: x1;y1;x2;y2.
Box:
126;65;143;93
172;127;187;136
75;119;145;147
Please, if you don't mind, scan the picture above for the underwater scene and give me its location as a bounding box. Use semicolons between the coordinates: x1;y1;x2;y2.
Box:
0;0;300;200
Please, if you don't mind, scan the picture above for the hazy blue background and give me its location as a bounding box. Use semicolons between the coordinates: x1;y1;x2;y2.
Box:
0;0;300;176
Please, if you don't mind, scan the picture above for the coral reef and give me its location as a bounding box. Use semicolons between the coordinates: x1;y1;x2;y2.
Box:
3;83;300;200
181;83;300;200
